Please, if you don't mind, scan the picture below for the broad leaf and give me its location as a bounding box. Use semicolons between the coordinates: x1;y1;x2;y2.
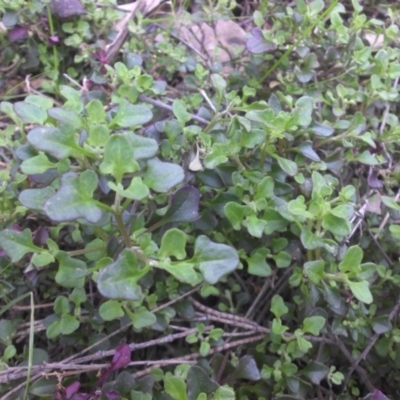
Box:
302;316;325;336
144;158;184;193
339;245;363;273
55;252;88;288
20;153;57;175
47;108;82;129
97;249;150;300
109;99;153;128
14;101;47;124
44;171;103;223
0;229;42;262
301;361;329;385
194;236;239;284
234;356;261;381
19;187;55;210
162;186;200;223
127;132;158;160
271;295;289;319
159;229;187;260
348;280;373;304
187;366;219;400
157;261;200;285
27;126;82;160
108;177;150;201
100;134;139;183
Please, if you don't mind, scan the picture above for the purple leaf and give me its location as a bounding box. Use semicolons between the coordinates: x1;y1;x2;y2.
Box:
10;25;28;42
103;391;121;400
99;344;131;387
49;36;61;45
111;344;131;370
372;389;390;400
163;186;201;223
368;169;383;189
33;226;50;246
65;382;80;399
246;28;277;54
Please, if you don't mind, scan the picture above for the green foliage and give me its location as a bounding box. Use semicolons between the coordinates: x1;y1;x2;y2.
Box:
2;0;400;399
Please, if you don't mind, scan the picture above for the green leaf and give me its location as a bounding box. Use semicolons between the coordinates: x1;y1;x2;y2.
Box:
187;366;219;400
47;108;82;129
225;202;251;230
0;320;16;346
109;99;153;128
371;315;392;334
347;280;373;304
271;318;289;335
100;134;139;183
158;261;201;285
54;296;70;315
354;150;380;166
271;295;289;319
127;132;158;160
173;99;192;126
108;177;150;201
14;101;47;124
300;226;323;250
20;153;57;175
301;361;329;385
144;158;184;193
244;215;267;238
273;251;291;268
275;156;298;176
310;122;334;137
296;333;313;353
27;126;83;160
255;176;275;200
60;85;84;113
322;213;351;236
19;187;56;211
44;171;103;223
164;375;188;400
60;314;80;335
302;316;325;336
211;386;235;400
131;307;157;329
382;196;400;211
86;99;107;124
304;260;325;284
32;252;55;268
159;229;187;260
163;186;200;223
247;248;271;277
194;236;239;284
234;356;261;381
0;229;42;262
97;249;150;300
55;252;87;288
297;141;321;162
292;96;313;127
88;125;110;147
287;196;313;219
339;245;363;273
46;319;62;339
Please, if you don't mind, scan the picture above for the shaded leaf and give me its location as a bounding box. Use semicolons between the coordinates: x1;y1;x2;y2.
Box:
301;361;329;385
19;187;56;211
187;366;219;400
163;186;201;223
234;356;261;381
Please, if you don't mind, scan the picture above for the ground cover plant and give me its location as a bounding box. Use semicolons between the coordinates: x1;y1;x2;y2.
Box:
1;0;400;399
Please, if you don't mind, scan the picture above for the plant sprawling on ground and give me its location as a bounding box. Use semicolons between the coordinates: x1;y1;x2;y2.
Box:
1;0;400;399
